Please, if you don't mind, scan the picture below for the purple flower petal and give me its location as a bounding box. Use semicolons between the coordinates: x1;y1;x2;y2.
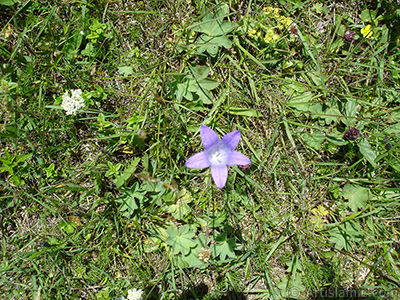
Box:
227;151;251;166
185;151;211;169
200;125;219;150
211;165;228;189
221;130;241;150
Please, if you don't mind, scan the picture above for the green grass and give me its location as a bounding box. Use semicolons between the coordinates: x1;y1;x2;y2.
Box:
1;0;400;299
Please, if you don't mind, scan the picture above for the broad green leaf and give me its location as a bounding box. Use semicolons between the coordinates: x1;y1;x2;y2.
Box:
196;212;227;228
188;65;210;80
287;92;321;112
215;3;230;18
165;225;197;255
310;215;324;230
228;107;262;117
192;14;234;37
0;0;18;5
188;78;219;92
360;9;376;23
306;71;327;89
197;78;219;90
210;35;232;48
302;131;325;150
81;42;95;56
322;106;340;124
343;100;359;126
11;175;24;186
325;134;347;146
342;184;370;211
117;183;146;215
197;34;232;56
358;138;377;167
196;88;213;104
179;234;208;267
328;221;363;251
383;122;400;135
212;231;236;260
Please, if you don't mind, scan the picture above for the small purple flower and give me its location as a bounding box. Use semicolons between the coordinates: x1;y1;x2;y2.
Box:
185;125;251;189
343;127;360;140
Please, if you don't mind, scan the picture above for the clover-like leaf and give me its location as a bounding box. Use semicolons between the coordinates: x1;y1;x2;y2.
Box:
165;225;197;255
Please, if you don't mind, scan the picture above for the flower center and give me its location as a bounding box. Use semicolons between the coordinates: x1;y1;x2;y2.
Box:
207;142;230;166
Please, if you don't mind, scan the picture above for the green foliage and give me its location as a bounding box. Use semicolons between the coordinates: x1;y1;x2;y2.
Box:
191;3;235;56
165;224;197;255
169;65;219;110
327;221;364;251
0;0;18;5
212;231;236;260
0;150;32;186
341;184;371;211
1;1;400;299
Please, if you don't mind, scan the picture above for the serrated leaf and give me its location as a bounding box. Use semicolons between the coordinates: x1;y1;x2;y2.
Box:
342;184;370;211
358;138;377;167
165;225;197;255
192;16;235;37
197;34;232;56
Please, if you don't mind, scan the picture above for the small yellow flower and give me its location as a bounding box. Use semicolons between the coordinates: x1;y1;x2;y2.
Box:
273;7;280;18
263;6;279;17
248;28;257;38
280;16;293;28
248;28;261;39
361;25;373;39
264;28;280;44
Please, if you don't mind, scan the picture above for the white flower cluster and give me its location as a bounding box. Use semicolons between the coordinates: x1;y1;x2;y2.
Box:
61;89;85;115
127;288;144;300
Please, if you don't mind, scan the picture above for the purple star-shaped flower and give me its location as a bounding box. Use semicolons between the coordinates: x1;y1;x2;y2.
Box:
185;125;251;189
